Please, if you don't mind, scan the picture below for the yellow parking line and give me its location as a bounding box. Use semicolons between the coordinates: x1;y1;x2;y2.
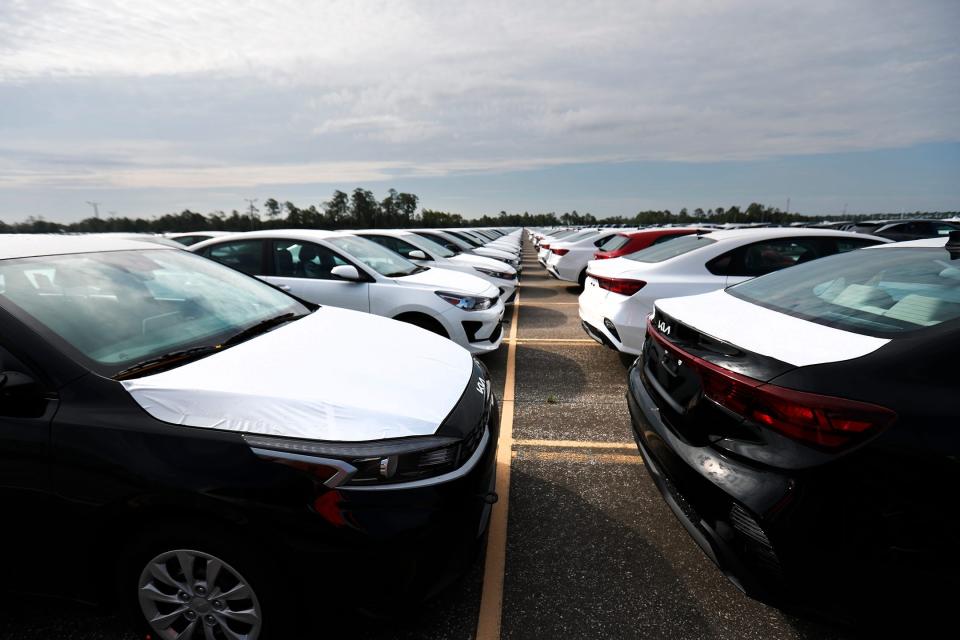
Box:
512;450;643;465
513;439;636;450
505;338;598;344
476;290;519;640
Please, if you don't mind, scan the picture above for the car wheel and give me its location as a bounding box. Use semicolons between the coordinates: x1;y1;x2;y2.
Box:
396;313;449;339
578;269;587;288
136;547;263;640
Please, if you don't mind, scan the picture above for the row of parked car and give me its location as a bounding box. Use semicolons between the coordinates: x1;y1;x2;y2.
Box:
0;227;521;639
531;224;960;624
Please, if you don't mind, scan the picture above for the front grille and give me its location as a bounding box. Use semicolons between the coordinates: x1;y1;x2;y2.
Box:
459;395;491;462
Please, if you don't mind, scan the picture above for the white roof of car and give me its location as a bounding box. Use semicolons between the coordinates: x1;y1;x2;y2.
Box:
0;234;176;260
695;227;879;243
864;237;950;249
188;229;358;249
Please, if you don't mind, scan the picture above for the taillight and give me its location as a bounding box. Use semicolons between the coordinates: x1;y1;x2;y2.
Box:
541;244;551;250
552;248;570;256
589;273;646;296
593;252;610;259
646;319;896;450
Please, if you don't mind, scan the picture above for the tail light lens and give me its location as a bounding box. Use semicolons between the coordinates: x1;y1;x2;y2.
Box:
589;273;647;296
646;319;896;450
540;244;550;250
593;252;610;259
552;248;570;256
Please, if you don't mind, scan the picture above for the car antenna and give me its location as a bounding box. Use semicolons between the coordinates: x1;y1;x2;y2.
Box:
947;230;960;260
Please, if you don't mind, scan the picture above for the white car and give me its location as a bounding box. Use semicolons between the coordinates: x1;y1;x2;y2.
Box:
450;229;521;257
545;228;636;286
538;229;599;266
412;229;522;272
165;231;231;246
579;228;889;355
191;230;505;354
352;229;519;302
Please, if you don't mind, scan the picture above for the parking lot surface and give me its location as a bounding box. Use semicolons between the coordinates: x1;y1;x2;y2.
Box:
1;235;852;639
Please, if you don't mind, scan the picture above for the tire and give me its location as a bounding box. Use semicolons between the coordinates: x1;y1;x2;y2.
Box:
121;526;289;640
395;313;449;339
578;269;587;288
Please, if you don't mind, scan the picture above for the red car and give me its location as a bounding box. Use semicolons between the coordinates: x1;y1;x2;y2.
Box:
593;228;712;259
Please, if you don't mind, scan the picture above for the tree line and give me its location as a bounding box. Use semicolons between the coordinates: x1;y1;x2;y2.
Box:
1;188;956;234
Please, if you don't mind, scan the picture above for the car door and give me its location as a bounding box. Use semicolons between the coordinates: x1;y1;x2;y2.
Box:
199;238;267;276
0;341;58;591
707;237;827;286
264;239;370;312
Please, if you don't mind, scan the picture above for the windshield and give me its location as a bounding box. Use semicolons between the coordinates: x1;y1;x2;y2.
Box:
328;235;420;277
560;230;599;244
0;249;308;375
447;230;483;247
728;246;960;337
547;230;577;241
408;233;455;258
625;235;715;262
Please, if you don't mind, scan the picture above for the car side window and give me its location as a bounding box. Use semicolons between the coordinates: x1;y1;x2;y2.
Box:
932;222;958;236
834;237;883;253
272;241;348;280
203;240;264;276
708;238;823;277
364;235;422;259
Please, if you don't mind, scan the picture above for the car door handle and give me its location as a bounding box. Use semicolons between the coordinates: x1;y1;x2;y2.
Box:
277;284;291;291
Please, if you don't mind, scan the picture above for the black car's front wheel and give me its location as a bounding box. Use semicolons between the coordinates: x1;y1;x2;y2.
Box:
137;548;263;640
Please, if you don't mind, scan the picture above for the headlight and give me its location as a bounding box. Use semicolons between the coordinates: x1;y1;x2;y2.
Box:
435;290;497;311
244;433;467;486
473;266;515;281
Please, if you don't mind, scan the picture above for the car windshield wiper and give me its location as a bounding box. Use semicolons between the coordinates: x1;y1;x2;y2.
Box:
221;312;304;347
113;313;303;380
114;345;223;380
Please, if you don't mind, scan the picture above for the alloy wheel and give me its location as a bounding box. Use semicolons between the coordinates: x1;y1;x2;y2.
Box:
137;548;263;640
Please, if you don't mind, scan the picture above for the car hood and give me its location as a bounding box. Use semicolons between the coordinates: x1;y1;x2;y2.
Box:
121;307;474;442
473;247;515;260
450;253;517;276
396;266;498;297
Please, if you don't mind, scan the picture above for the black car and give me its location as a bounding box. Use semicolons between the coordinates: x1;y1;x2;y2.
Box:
870;219;960;242
0;236;498;639
626;234;959;625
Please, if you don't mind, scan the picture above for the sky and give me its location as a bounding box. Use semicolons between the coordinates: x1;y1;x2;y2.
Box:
1;0;958;222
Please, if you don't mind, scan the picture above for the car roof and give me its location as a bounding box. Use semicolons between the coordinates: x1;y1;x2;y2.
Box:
0;234;177;260
864;237;949;249
189;229;356;248
698;228;882;243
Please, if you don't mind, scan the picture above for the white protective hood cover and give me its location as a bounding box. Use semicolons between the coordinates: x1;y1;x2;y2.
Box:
656;290;890;367
122;306;474;441
396;266;497;297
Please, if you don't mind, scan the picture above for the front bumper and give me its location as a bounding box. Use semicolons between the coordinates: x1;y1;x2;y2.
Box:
277;394;501;606
442;299;506;354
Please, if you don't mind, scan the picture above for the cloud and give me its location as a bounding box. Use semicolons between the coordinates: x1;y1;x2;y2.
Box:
0;0;958;218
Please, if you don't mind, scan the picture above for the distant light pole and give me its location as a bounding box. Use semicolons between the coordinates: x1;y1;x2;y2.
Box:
86;201;101;218
244;198;259;230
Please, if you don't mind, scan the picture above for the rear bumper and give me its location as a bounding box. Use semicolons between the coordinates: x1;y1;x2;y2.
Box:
625;361;791;603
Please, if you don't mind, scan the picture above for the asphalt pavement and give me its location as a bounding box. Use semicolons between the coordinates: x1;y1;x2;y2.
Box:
0;234;853;639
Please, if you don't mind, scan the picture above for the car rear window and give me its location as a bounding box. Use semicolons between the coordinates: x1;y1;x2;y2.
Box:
624;235;715;263
599;234;630;251
728;246;960;337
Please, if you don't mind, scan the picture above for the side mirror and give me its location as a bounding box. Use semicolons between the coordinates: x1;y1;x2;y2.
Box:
330;265;363;281
407;250;428;260
0;370;45;418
